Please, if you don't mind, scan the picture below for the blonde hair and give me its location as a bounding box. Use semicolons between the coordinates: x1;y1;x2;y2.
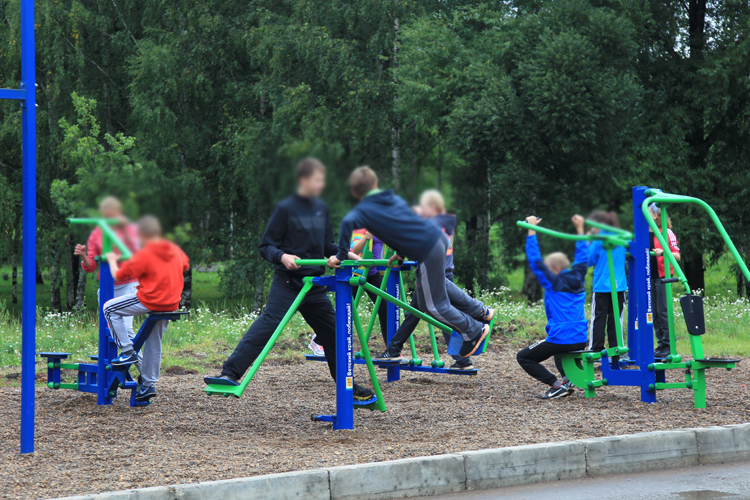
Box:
99;196;122;214
544;252;570;271
420;189;446;214
349;166;378;198
137;215;163;237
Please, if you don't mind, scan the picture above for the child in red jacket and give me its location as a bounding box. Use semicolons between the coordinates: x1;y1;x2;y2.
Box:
103;215;189;401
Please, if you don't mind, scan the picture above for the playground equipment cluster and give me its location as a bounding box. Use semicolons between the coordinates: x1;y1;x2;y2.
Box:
39;187;744;433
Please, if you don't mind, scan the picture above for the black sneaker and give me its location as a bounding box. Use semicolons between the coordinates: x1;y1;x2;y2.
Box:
374;351;402;362
458;324;490;358
203;374;239;386
353;383;375;402
449;361;474;370
541;385;570;400
654;349;670;359
562;381;575;394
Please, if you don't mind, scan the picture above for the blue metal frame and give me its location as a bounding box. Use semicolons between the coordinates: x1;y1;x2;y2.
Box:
1;0;39;454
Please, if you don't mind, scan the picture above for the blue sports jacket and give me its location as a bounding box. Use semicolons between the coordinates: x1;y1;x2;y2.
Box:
526;235;589;345
588;232;628;293
337;190;443;262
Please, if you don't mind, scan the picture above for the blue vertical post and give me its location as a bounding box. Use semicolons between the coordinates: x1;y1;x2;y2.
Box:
386;269;401;382
334;268;354;430
19;0;37;454
632;187;657;403
98;262;116;405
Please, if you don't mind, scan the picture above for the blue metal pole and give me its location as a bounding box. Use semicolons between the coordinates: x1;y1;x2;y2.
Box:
632;187;657;403
386;269;401;382
334;268;354;430
98;262;115;405
19;0;37;454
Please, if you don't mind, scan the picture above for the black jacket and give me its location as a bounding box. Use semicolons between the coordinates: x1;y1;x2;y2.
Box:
259;194;339;279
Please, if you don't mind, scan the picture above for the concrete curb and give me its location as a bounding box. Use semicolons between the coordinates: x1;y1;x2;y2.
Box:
52;424;750;500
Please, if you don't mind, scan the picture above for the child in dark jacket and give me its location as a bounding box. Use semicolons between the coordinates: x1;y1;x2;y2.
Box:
328;167;494;357
516;215;589;400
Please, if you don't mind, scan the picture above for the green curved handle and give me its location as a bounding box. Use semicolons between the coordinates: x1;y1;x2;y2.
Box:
69;218;133;259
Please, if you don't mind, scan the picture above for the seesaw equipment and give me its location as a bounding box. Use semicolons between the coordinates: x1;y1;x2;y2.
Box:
517;186;741;408
39;218;187;407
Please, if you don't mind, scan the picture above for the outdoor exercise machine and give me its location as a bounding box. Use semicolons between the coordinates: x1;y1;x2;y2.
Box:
517;186;741;408
39;219;188;407
204;258;490;430
304;259;494;381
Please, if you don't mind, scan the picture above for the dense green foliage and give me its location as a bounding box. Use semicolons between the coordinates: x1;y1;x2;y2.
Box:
2;0;750;310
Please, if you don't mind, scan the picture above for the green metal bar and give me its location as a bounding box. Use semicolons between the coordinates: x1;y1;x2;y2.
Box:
606;249;626;350
427;324;442;364
47;362;79;370
584;219;634;239
361;282;452;333
295;259;393;268
651;382;693;390
69;218;133;259
660;206;678;358
47;382;79;390
397;272;420;362
205;280;314;397
351;297;387;412
644;191;750;283
516;222;631;247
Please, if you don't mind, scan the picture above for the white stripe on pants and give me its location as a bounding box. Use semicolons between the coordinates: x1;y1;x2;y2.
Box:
103;293;168;387
98;282;143;369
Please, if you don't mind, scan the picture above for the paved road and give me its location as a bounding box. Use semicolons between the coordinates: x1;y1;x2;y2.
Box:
430;462;750;500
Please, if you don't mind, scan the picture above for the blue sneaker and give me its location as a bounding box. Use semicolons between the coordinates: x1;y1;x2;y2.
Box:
476;306;495;323
135;385;156;401
110;351;139;367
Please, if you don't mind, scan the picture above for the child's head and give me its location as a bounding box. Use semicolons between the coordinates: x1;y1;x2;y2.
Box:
544;252;570;275
419;189;446;218
349;166;378;199
137;215;163;243
296;158;327;197
99;196;123;219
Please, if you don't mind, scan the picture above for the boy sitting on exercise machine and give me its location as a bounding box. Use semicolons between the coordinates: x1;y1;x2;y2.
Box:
328;167;493;358
103;215;189;402
516;215;589;400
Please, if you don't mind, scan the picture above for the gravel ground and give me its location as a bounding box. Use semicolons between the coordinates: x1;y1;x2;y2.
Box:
1;342;748;500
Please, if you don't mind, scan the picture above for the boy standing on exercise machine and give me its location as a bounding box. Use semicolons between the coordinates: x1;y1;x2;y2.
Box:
329;167;493;358
375;189;477;369
515;215;589;400
205;158;375;402
103;215;189;401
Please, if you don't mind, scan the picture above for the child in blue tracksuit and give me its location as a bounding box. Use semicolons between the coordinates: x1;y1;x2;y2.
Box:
328;167;493;358
586;211;628;363
516;215;589;399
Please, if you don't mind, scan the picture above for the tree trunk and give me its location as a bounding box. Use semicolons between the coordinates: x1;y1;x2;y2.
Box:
252;269;266;312
180;268;192;310
74;267;87;311
50;244;62;313
65;235;78;310
476;166;492;290
390;15;401;190
36;261;44;285
437;137;443;191
408;134;417;204
522;263;543;303
682;252;705;296
11;248;17;304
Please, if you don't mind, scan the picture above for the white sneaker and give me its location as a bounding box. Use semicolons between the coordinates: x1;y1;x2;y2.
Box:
398;355;411;365
308;338;325;356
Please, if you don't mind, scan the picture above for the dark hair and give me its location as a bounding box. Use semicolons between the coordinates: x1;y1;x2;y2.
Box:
588;210;620;228
349;166;378;198
296;158;326;179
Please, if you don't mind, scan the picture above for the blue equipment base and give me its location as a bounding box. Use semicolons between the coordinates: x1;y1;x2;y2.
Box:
353;395;378;406
447;332;486;357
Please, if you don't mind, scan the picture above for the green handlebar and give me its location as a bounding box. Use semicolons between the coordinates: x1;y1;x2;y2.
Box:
294;259;394;267
69;218;133;260
516;221;631;247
